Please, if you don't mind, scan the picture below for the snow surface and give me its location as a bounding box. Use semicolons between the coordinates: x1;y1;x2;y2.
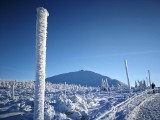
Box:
0;80;160;120
127;93;160;120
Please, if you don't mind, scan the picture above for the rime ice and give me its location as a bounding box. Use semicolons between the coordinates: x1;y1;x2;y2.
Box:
124;59;131;92
34;7;49;120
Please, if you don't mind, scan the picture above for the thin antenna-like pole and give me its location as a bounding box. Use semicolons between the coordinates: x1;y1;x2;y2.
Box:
124;59;131;92
146;77;148;87
148;70;151;86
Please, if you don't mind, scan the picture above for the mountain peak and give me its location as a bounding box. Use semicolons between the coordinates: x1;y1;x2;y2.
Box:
46;70;126;87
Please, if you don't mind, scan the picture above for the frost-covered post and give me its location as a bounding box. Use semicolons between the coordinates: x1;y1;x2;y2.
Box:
64;82;66;98
148;70;151;87
124;59;131;93
34;7;49;120
12;82;15;99
146;77;148;87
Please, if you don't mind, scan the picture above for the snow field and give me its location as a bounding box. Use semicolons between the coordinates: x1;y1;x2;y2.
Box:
0;80;159;120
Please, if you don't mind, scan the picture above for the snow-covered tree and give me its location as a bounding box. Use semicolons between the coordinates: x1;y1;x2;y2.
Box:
111;84;115;91
117;83;123;92
143;80;147;90
101;78;109;91
135;81;138;88
137;80;147;91
34;7;49;120
138;80;143;90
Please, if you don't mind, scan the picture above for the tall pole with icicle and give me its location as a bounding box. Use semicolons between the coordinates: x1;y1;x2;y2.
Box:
34;7;49;120
124;59;131;93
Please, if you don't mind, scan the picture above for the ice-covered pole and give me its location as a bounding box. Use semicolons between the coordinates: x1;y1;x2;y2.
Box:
146;77;148;87
148;70;151;86
12;82;14;99
64;82;66;98
124;59;131;92
34;7;49;120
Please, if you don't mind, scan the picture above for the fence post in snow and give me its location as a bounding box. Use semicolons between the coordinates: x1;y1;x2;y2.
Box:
124;59;131;93
64;82;66;98
12;82;14;99
34;7;49;120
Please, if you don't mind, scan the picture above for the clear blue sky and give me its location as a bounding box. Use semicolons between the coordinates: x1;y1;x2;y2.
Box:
0;0;160;86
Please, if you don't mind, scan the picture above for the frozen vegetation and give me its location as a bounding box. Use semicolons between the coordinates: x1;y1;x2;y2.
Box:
0;80;160;120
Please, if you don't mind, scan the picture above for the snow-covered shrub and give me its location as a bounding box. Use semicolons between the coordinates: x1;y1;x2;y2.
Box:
55;95;75;114
45;105;55;120
71;94;88;115
55;113;68;120
20;101;26;109
53;93;89;119
71;111;82;120
24;105;32;112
